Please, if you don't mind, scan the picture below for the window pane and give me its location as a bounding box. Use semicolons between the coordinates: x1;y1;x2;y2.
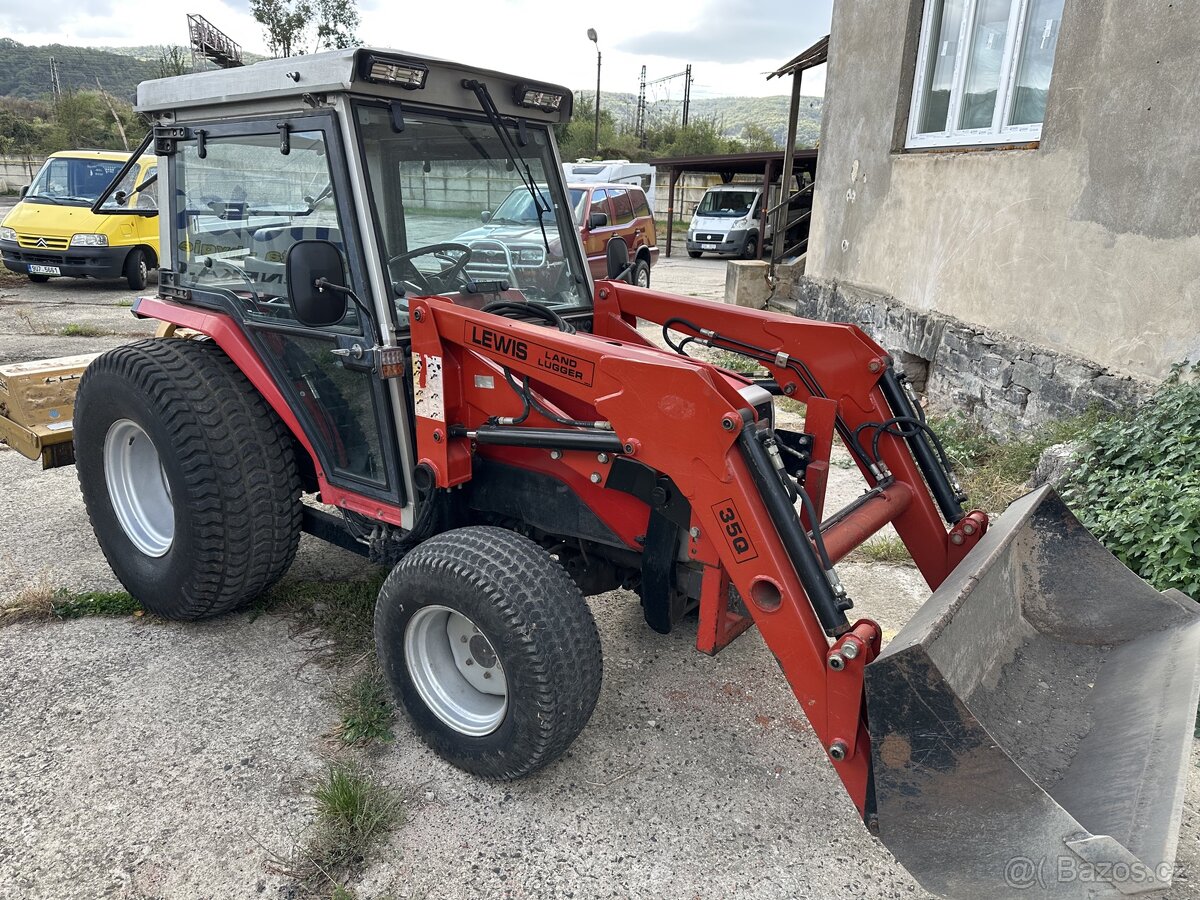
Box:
610;189;634;225
917;0;967;134
1009;0;1064;125
959;0;1017;130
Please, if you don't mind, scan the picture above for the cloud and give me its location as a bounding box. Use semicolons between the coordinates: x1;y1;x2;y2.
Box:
0;0;119;35
615;0;832;64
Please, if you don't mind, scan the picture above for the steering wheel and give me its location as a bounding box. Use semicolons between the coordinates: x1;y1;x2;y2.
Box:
387;243;473;295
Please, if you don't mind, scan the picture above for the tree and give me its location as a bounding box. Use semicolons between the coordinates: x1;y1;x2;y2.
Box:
250;0;359;58
739;122;779;152
156;45;191;79
313;0;360;51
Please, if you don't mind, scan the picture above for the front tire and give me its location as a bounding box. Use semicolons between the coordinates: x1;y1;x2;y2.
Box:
742;232;759;260
687;250;703;259
632;258;651;288
74;338;302;619
375;527;603;779
124;247;148;291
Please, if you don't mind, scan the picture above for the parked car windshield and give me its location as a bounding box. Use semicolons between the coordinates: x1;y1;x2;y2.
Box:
26;157;125;206
697;189;757;217
356;103;591;324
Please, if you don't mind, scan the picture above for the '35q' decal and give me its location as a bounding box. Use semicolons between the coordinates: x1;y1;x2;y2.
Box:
711;499;759;562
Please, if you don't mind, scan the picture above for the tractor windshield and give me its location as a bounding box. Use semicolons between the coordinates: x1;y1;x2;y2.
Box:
355;103;591;324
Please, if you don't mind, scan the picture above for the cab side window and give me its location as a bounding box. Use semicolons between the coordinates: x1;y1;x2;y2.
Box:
590;189;611;225
631;190;651;219
609;189;635;226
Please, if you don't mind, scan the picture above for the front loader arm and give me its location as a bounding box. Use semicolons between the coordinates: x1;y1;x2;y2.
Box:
408;291;986;816
593;283;989;589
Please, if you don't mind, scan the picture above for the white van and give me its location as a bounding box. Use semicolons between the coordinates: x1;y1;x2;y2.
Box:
686;180;812;260
562;159;656;211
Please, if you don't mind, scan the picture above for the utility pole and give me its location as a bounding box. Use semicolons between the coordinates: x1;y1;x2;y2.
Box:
636;65;647;149
49;57;62;101
682;64;692;127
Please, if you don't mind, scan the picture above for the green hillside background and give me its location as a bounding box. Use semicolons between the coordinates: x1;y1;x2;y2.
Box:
0;39;823;149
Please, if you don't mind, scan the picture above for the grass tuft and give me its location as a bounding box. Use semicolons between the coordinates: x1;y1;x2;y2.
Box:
50;589;142;619
2;584;142;624
855;534;912;566
256;574;386;661
306;762;402;875
59;323;108;337
336;670;395;746
114;298;135;308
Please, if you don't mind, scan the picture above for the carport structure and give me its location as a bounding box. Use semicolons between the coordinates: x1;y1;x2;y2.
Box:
648;150;819;260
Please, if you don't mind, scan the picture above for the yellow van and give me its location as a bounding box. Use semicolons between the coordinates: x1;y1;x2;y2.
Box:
0;149;158;290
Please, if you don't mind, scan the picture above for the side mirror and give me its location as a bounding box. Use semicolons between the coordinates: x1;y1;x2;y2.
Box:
605;237;631;282
589;211;608;229
18;185;28;199
480;211;492;223
285;240;350;328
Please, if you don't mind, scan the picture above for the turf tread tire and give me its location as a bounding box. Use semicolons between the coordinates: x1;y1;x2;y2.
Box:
375;526;603;780
74;338;302;619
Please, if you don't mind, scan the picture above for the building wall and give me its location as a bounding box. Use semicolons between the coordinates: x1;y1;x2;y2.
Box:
803;0;1200;400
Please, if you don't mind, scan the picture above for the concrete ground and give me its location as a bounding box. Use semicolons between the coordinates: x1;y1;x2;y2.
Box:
1;267;1199;900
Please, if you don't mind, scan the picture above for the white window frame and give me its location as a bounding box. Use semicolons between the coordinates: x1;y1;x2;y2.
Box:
906;0;1054;149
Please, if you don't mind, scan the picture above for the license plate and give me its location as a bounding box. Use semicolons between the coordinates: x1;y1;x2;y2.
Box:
28;264;60;275
701;244;718;250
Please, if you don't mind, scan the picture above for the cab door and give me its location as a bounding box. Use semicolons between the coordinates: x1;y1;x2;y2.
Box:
165;114;403;506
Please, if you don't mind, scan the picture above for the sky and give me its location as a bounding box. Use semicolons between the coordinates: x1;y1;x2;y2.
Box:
0;0;832;98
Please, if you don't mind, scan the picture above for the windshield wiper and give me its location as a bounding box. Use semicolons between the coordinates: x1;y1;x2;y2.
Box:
461;79;553;260
27;193;62;205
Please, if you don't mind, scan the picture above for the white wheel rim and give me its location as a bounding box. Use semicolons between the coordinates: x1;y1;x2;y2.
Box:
404;605;508;736
103;418;174;557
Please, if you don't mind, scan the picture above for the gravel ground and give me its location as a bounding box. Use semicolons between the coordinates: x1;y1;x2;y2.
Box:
1;264;1198;900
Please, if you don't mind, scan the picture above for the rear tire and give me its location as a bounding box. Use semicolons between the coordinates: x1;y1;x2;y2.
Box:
687;250;702;259
74;338;302;619
28;273;50;283
375;526;603;779
632;258;650;288
124;247;148;291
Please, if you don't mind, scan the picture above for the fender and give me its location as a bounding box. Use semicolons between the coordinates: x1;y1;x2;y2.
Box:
133;296;404;525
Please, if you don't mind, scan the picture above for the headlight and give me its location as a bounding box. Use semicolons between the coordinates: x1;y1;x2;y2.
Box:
0;226;15;242
516;247;545;265
70;233;108;247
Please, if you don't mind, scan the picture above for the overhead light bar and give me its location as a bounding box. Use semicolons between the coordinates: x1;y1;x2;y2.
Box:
514;83;565;113
359;55;429;90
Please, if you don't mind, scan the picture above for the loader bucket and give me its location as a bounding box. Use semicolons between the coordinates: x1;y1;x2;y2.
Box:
865;486;1200;899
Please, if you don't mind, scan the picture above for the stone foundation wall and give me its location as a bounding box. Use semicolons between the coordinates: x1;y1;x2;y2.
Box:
793;277;1152;435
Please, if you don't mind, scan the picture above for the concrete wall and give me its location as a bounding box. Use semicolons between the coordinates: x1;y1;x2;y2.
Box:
804;0;1200;391
0;157;43;193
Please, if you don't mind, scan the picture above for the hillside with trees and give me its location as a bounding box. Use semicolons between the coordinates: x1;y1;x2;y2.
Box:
0;36;822;164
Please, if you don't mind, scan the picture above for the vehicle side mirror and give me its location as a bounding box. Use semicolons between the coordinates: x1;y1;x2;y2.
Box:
285;240;349;328
605;237;631;282
19;185;28;199
589;211;608;229
481;211;491;223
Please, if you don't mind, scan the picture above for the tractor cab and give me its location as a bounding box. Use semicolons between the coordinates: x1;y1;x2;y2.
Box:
111;49;591;515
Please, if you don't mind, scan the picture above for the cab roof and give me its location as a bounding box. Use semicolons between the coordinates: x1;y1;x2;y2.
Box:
137;46;573;125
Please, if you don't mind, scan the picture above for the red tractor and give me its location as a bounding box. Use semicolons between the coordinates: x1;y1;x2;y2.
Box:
52;49;1197;898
